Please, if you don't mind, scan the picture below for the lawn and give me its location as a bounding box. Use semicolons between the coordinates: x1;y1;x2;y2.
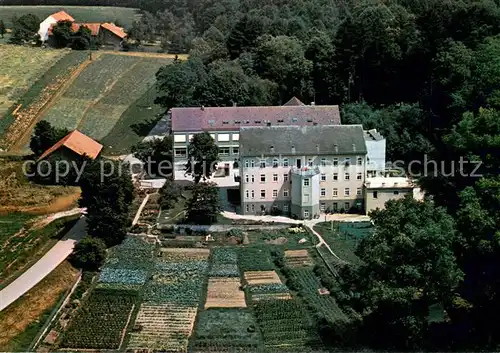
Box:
191;309;262;352
0;6;141;28
0;261;79;351
39;54;169;149
0;45;67;129
246;227;316;249
313;222;369;265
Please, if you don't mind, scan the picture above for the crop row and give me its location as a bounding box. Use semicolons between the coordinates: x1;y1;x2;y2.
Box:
98;267;148;285
61;288;137;349
209;248;239;277
238;246;275;271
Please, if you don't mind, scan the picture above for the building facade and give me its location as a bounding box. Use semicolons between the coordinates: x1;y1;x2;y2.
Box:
364;177;415;213
238;125;367;218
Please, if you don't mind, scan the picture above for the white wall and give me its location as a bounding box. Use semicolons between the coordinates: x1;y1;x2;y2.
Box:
38;16;57;42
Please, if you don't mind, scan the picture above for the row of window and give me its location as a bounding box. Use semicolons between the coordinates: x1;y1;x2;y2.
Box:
174;147;239;157
244;187;362;199
244;156;364;168
174;133;239;143
244;202;352;214
245;204;290;213
244;172;363;184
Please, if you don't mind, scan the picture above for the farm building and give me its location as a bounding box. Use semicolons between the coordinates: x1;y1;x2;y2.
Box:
38;130;103;161
39;11;127;48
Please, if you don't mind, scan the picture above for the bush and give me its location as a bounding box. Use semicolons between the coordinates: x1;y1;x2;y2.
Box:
70;236;107;271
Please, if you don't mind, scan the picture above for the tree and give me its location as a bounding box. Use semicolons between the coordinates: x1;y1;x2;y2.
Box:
70;236;107;270
0;20;6;39
71;25;92;50
79;158;134;247
227;15;265;59
185;132;219;183
51;20;73;48
338;197;462;349
185;182;221;224
253;35;313;101
131;136;173;176
29;120;69;156
159;180;183;209
9;14;40;44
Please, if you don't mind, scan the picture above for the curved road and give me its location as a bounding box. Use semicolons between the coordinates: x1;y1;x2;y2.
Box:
0;216;86;312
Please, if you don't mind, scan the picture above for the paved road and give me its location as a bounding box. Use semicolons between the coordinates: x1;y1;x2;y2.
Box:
0;217;86;312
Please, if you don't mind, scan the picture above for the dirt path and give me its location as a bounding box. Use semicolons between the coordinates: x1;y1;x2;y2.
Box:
10;56;97;152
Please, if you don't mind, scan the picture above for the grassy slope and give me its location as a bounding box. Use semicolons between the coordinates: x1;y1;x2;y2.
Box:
0;6;141;28
0;261;79;351
0;50;87;144
0;214;81;288
313;222;362;265
100;85;164;155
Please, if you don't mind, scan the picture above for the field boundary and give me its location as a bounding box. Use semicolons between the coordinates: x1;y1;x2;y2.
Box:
10;56;95;152
30;271;82;351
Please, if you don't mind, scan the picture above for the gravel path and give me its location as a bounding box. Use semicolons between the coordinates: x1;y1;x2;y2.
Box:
0;217;86;312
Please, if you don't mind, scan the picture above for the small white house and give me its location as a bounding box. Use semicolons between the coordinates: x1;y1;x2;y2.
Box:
38;11;74;42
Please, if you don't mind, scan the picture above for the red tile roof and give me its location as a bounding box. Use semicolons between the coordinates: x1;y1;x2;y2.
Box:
72;23;101;36
50;11;75;22
101;22;127;39
170;105;341;132
38;130;103;161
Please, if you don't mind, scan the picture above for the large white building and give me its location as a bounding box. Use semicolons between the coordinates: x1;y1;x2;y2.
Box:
38;11;74;42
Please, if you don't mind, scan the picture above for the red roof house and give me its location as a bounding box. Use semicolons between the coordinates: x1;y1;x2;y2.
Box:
38;130;103;161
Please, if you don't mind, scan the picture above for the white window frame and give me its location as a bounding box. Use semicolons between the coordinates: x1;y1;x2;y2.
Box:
245;204;249;212
260;190;266;199
321;173;326;181
273;158;279;168
272;190;278;197
357;156;363;165
320;202;326;211
284;189;289;197
217;133;230;142
333;173;338;181
304;210;310;218
218;147;230;156
251;175;255;183
333;188;338;197
357;188;362;196
283;204;289;212
174;134;186;143
344;188;350;196
250;160;255;168
344;173;350;181
333;158;338;166
245;174;249;183
174;148;187;157
260;160;266;168
251;190;255;198
320;188;326;197
245;190;249;198
260;174;266;183
284;174;288;182
357;173;362;180
232;147;239;155
307;158;313;167
304;178;310;186
245;160;249;168
283;158;289;167
273;174;278;182
321;158;327;166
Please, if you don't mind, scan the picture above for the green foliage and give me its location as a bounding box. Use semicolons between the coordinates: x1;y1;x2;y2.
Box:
185;132;219;183
185;182;221;224
132;136;173;177
29;120;69;156
70;236;106;271
209;247;239;277
61;288;138;349
237;247;274;271
158;179;182;209
79;158;134;247
0;20;6;38
9;13;39;44
51;20;73;48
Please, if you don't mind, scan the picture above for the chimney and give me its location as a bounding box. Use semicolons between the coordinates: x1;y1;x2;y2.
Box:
270;145;275;153
334;144;338;153
201;105;205;111
291;145;296;154
352;143;356;152
316;144;320;153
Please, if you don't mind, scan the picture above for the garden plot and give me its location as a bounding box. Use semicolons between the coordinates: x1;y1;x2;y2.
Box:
127;303;197;352
243;270;289;295
238;246;275;271
191;309;262;352
205;277;246;308
209;247;239;277
251;292;292;302
284;249;314;268
61;288;137;349
253;299;322;350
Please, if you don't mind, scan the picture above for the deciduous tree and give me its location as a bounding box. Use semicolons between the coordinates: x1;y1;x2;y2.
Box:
185;132;219;183
70;236;107;271
185;182;221;224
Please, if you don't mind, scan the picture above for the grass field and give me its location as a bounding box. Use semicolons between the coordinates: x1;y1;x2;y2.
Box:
0;214;80;288
0;46;66;122
39;53;169;147
0;6;141;28
0;261;78;351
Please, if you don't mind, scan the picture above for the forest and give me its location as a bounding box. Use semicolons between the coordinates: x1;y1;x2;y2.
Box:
145;0;499;350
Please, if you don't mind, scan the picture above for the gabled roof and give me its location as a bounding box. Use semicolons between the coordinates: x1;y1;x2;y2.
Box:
50;11;74;22
38;130;103;161
283;97;305;106
101;23;127;39
171;105;341;132
239;125;367;157
72;23;101;36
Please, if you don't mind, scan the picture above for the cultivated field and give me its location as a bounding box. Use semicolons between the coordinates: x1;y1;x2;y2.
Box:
285;249;314;267
0;6;141;28
61;288;137;349
0;46;66;120
191;309;262;352
205;277;246;308
40;54;169;141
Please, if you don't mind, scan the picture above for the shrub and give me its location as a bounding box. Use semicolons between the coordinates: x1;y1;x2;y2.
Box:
70;236;107;271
